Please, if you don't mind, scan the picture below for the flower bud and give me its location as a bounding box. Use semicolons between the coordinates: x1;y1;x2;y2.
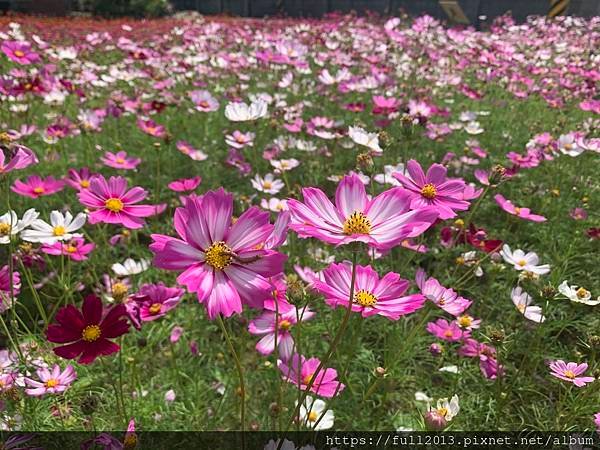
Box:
424;411;447;431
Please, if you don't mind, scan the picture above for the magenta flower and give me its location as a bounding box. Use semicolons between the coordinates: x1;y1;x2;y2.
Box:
426;318;469;342
312;262;425;320
494;194;546;222
0;144;38;174
416;269;471;316
393;160;469;220
549;360;595;387
278;354;345;398
65;167;95;191
137;118;166;138
569;207;588;221
131;282;184;323
594;412;600;431
288;173;438;250
1;41;40;65
11;175;64;199
459;338;503;380
0;265;20;310
41;237;95;261
167;176;202;192
100;151;141;170
249;305;314;360
150;189;287;319
78;175;155;229
24;364;76;396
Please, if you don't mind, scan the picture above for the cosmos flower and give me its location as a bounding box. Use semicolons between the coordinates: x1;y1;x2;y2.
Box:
21;211;86;245
288;172;438;250
393;160;469;219
41;237;95;261
225;99;268;121
0;265;21;310
189;90;219;112
426;318;468;342
101;151;141;170
176;140;208;161
24;364;76;397
557;281;599;306
112;258;149;276
500;244;551;275
65;167;95;190
278;354;345;398
373;164;403;186
1;40;40;64
549;360;595;387
511;287;545;322
494;195;546;222
459;338;503;379
225;130;255;149
260;197;288;212
137;118;167;138
168;176;202;192
150;189;287;319
11;175;65;199
270;159;300;173
0;142;38;173
251;173;284;195
415;269;471;316
0;209;39;244
46;294;130;364
78;175;155;229
248;306;314;360
297;396;334;430
312;262;425;320
130;282;184;323
348;126;383;153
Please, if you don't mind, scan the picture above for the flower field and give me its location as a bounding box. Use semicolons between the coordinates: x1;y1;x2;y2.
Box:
0;11;599;441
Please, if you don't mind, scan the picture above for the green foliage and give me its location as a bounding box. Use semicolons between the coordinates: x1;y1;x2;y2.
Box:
91;0;172;18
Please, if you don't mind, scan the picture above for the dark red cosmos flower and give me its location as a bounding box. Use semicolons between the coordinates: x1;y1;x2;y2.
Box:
46;294;129;364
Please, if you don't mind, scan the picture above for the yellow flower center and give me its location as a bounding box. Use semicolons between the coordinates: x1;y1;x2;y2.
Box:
343;211;371;235
80;180;90;188
439;297;446;305
204;241;233;270
105;198;124;212
33;187;45;194
517;259;527;267
65;245;77;253
14;50;25;57
421;183;437;199
354;289;377;307
517;304;526;313
564;370;576;379
45;378;59;388
112;282;128;300
455;256;465;265
149;303;162;315
308;411;318;422
116;157;126;164
302;373;314;386
53;225;66;236
263;181;272;189
0;223;11;235
576;287;589;299
279;319;292;331
457;315;472;327
437;407;449;418
81;324;101;342
514;207;521;215
444;329;454;338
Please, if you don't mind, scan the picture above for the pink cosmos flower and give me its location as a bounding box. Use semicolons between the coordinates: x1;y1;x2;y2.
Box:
1;41;40;65
100;151;141;170
459;338;503;379
312;262;425;320
78;175;155;229
130;282;184;324
41;237;95;261
65;167;95;190
278;354;345;398
0;144;38;174
225;130;255;149
150;189;287;319
189;90;219;112
11;175;64;199
494;194;546;222
594;412;600;431
416;269;471;316
288;173;438;250
168;176;202;192
549;360;595;387
393;160;469;219
0;265;20;310
249;306;315;360
569;208;588;221
426;318;469;342
137;118;166;138
24;364;76;396
176;140;208;161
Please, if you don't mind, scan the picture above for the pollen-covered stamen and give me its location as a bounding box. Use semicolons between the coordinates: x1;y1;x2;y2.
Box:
302;373;314;386
308;411;318;422
437;407;449;418
0;223;11;235
105;198;124;212
354;289;377;307
343;211;371;235
45;379;58;388
53;225;66;236
148;303;162;315
205;241;234;270
279;319;292;331
14;50;25;58
80;180;90;188
112;282;128;300
576;287;590;299
33;187;45;194
564;370;576;379
517;259;527;267
65;245;77;253
421;183;437;199
82;325;101;342
457;315;472;328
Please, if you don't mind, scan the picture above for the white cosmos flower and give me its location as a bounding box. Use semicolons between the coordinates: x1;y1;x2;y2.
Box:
112;258;149;276
0;209;39;244
270;158;299;172
251;173;284;195
373;163;404;186
500;244;551;275
511;286;545;322
558;281;600;306
260;198;288;212
224;99;268;121
414;391;433;403
21;211;86;245
439;365;460;374
464;121;484;135
348;126;383;153
434;395;460;421
297;396;334;430
557;134;584;157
